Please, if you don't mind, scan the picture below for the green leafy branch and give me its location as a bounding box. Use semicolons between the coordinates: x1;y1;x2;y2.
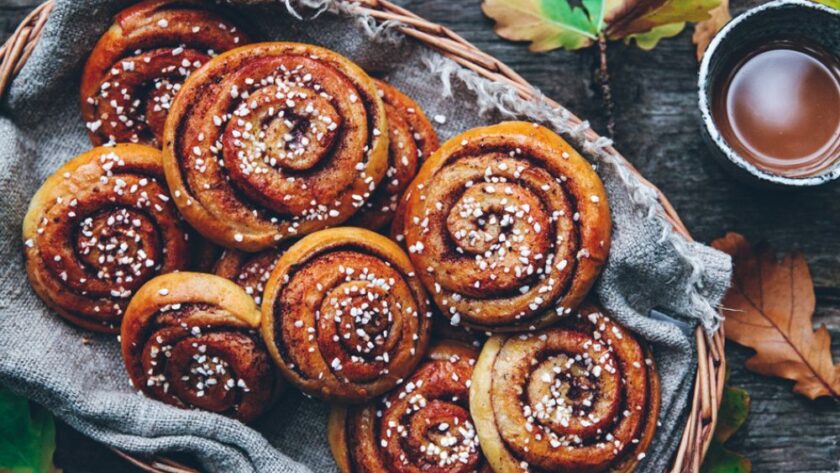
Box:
0;387;59;473
483;0;720;136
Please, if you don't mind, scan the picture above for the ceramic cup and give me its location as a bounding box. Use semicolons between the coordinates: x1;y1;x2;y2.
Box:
698;0;840;188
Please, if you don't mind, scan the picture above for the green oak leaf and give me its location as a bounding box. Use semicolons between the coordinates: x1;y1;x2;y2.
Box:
604;0;721;39
702;441;752;473
583;0;607;32
625;22;686;50
483;0;720;51
813;0;840;9
482;0;598;51
0;387;57;473
700;384;752;473
715;384;751;443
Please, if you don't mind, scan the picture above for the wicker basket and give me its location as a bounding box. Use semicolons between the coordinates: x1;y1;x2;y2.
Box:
0;1;726;472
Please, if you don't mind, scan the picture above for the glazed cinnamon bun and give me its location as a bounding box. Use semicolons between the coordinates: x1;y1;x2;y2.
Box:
470;305;660;472
213;248;284;306
350;79;439;232
162;42;389;251
397;121;611;332
121;272;280;422
23;144;190;333
261;227;431;403
329;341;491;472
81;0;249;147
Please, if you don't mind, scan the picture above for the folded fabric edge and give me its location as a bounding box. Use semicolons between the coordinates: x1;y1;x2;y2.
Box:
0;364;310;473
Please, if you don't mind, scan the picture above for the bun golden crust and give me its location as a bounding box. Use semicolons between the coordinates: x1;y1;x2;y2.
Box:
23;144;190;332
162;42;389;251
396;121;611;332
81;0;249;147
261;227;432;403
121;272;280;422
470;306;660;473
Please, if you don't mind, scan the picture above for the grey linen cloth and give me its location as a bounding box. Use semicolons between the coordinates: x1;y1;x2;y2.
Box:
0;1;732;472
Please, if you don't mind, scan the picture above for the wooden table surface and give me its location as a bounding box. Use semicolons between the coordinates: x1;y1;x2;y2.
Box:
2;0;838;472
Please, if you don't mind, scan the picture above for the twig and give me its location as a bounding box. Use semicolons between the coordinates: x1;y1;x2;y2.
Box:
595;33;615;138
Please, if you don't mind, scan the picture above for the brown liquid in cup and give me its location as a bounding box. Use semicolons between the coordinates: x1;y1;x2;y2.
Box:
712;39;840;178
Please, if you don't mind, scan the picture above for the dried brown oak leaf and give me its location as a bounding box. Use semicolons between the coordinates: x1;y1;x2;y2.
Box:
692;0;730;60
712;232;840;400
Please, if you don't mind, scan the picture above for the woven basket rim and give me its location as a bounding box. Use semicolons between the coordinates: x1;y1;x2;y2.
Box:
0;1;726;472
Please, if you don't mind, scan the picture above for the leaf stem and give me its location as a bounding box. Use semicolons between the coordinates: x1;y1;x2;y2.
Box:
596;33;615;138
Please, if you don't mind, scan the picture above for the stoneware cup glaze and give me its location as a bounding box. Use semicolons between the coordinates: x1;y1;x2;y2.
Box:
698;0;840;188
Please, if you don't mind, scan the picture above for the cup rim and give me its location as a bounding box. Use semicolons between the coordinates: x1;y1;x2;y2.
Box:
697;0;840;187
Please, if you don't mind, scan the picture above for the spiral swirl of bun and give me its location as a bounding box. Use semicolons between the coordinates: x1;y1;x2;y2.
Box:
81;0;249;147
261;227;432;403
350;79;439;231
396;121;611;332
329;341;491;473
121;272;280;422
23;144;190;333
163;42;389;251
470;306;660;473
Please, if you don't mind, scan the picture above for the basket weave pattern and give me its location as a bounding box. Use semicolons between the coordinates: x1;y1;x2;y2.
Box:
0;1;725;472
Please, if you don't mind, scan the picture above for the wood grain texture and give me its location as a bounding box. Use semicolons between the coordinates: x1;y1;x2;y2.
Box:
1;0;837;472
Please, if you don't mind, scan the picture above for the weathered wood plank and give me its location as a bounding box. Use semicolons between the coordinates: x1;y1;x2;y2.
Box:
1;1;837;472
0;1;42;36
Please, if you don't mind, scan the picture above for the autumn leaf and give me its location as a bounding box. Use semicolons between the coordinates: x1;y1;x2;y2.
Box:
701;381;752;473
604;0;720;40
692;0;730;60
813;0;840;9
712;232;840;400
714;380;750;444
482;0;721;52
626;22;685;50
481;0;597;51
